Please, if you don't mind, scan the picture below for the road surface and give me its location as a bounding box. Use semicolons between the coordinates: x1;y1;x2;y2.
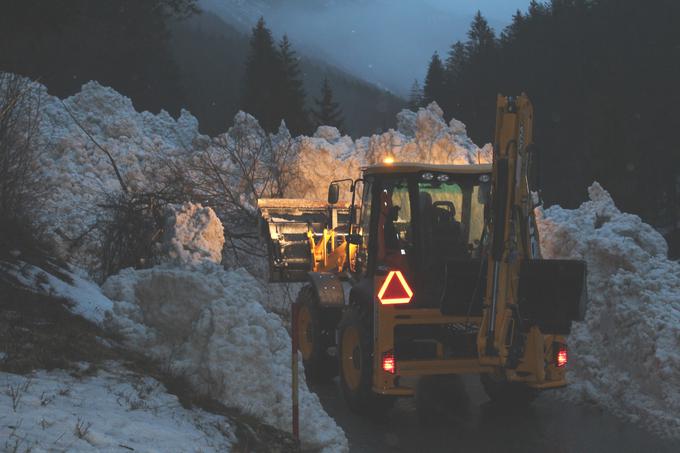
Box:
311;376;679;453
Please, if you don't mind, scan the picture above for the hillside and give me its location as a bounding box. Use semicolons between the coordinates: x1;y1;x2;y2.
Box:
169;11;405;137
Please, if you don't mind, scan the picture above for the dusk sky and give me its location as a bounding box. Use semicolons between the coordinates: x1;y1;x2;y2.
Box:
204;0;533;95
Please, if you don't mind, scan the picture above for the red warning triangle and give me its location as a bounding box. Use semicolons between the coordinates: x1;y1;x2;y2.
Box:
378;271;413;305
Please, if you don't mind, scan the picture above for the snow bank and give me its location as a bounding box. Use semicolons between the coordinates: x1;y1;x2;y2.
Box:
161;202;225;266
101;264;348;452
0;367;234;452
537;183;680;438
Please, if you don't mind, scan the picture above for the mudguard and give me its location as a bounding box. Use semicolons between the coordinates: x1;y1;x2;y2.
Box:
307;272;345;307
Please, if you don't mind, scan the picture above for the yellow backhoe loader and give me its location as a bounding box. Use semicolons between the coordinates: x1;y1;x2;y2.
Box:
258;94;587;412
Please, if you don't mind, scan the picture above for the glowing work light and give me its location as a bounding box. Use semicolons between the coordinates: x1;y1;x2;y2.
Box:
377;270;413;305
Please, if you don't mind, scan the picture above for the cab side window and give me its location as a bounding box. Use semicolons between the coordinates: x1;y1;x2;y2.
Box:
377;178;412;271
355;178;373;276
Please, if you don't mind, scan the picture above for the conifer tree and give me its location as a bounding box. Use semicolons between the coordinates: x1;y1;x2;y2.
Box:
466;11;496;57
423;52;445;107
312;77;344;131
241;17;282;132
408;79;423;110
277;35;311;135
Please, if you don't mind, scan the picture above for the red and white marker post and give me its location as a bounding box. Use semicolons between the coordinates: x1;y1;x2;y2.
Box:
291;301;300;442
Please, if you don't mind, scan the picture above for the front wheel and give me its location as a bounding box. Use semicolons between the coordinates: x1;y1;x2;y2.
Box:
337;305;394;415
296;286;338;383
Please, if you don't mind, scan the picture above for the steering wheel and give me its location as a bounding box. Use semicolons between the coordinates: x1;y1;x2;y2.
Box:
432;201;455;215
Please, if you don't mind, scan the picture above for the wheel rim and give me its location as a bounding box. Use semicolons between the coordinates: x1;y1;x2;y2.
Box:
341;326;362;391
297;305;313;360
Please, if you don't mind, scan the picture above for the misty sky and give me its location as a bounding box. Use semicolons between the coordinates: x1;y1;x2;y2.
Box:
203;0;532;96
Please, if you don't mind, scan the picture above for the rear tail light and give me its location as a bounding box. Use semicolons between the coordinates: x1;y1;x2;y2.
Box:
556;344;568;368
382;350;396;374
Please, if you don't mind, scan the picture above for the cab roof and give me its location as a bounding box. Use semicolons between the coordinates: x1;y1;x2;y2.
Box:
362;162;492;175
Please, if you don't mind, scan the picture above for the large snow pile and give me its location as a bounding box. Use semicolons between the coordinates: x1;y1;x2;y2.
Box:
33;79;209;269
101;264;348;452
15;74;488;270
537;183;680;438
289;102;492;200
0;367;235;452
161;202;225;266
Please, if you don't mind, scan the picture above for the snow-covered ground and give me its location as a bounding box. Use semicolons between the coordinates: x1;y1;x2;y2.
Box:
1;367;235;452
538;183;680;438
3;202;348;451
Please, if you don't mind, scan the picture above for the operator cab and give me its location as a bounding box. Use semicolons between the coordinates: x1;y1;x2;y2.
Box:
351;162;492;313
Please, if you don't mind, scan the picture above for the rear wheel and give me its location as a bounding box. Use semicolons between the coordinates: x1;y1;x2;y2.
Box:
296;286;337;383
338;305;394;415
480;371;538;406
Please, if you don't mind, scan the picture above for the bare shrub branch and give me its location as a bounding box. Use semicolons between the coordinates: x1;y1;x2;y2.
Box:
161;116;300;268
0;74;47;231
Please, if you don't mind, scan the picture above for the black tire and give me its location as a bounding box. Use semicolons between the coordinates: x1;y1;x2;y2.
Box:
296;286;338;383
480;372;538;406
337;305;395;415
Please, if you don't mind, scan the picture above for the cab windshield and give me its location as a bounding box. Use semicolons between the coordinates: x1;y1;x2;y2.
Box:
373;171;489;273
417;175;487;262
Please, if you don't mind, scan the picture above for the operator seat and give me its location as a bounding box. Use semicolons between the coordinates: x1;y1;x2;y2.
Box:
431;202;468;259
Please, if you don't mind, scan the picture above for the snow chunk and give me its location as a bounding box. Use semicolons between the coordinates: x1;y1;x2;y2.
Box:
537;182;680;438
102;264;348;452
161;203;225;266
314;125;343;141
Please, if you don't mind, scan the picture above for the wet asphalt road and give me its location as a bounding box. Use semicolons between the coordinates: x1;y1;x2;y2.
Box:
311;376;680;453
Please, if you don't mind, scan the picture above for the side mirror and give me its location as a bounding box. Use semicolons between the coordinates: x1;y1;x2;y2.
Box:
328;183;339;205
347;233;363;246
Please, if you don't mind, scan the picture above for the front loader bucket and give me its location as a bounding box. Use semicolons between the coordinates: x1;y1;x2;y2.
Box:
258;198;350;282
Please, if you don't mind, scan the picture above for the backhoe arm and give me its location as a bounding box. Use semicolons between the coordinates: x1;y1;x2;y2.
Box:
478;94;539;364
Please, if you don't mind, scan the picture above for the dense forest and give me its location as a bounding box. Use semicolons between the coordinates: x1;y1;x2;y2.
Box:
420;0;680;232
0;0;404;137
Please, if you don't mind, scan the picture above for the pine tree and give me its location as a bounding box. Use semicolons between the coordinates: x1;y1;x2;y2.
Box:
241;17;282;132
466;11;496;57
423;52;445;107
277;35;311;135
408;79;423;110
312;77;344;131
501;10;525;43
